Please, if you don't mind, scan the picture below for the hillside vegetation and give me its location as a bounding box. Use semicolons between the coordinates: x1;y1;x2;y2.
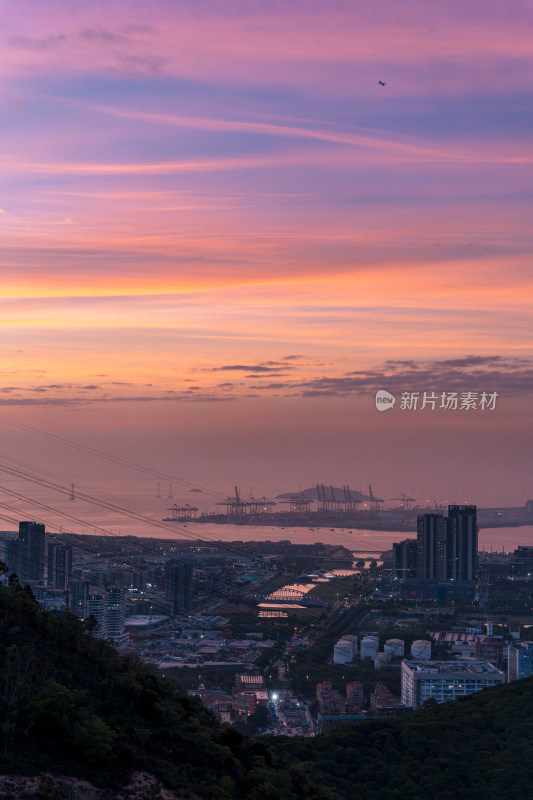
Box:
0;585;328;800
1;584;533;799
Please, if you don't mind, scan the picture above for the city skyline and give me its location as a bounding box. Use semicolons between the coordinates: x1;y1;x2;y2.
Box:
2;1;533;509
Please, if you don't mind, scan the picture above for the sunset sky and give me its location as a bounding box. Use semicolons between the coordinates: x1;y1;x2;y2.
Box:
1;0;533;509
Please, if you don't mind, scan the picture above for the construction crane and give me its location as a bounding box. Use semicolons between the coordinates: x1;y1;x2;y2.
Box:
390;493;416;510
343;485;361;513
164;504;198;520
330;485;343;513
281;493;311;513
217;486;249;518
368;484;384;512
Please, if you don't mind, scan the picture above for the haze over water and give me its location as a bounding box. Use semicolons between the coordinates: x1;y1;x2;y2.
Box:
2;475;531;554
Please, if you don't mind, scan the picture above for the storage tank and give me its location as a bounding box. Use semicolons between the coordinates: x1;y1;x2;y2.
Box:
411;639;431;660
374;652;390;670
333;637;357;664
343;634;358;655
384;638;405;657
360;635;379;660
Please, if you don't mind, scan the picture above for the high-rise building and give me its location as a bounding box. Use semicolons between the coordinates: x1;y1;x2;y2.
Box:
87;593;107;637
165;559;193;613
5;538;23;575
6;522;46;582
417;514;446;579
401;658;505;709
47;544;72;589
392;539;417;580
67;580;88;619
86;588;128;649
105;587;126;645
19;521;46;581
508;642;533;682
447;505;478;580
416;506;478;582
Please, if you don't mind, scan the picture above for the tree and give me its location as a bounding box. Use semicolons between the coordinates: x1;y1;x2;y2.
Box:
84;614;99;634
8;573;21;589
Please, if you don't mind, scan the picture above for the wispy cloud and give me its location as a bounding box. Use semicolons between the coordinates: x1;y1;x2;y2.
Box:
8;34;65;51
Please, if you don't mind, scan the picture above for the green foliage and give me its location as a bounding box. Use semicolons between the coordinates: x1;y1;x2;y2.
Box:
0;585;329;799
2;584;533;798
274;677;533;799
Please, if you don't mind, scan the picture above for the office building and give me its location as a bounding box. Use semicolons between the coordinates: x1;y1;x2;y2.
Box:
508;642;533;682
401;658;505;709
165;559;193;613
47;544;72;590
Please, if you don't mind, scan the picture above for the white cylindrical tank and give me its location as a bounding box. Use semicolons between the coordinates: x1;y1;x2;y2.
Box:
411;639;431;660
360;635;379;660
343;634;358;655
374;652;390;670
384;638;405;657
333;637;357;664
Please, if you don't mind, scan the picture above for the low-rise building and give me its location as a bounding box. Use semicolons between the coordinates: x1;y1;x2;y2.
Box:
316;681;345;713
370;681;405;715
401;658;505;709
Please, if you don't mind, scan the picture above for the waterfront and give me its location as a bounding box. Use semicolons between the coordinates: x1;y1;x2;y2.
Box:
2;477;532;553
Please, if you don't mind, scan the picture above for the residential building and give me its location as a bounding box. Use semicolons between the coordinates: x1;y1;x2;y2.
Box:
447;505;478;581
346;681;364;709
416;506;478;582
6;522;46;582
87;587;128;648
165;559;193;613
87;593;107;637
47;543;72;590
392;539;417;580
417;514;445;580
370;681;405;715
105;587;127;648
316;681;345;713
67;579;88;619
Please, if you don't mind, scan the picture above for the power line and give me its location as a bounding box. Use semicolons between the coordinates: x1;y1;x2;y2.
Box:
0;414;224;500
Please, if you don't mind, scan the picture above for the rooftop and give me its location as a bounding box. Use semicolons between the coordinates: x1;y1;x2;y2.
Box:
403;658;504;676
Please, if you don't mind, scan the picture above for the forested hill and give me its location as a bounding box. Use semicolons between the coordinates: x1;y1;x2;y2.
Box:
273;674;533;800
0;584;329;800
1;583;533;800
